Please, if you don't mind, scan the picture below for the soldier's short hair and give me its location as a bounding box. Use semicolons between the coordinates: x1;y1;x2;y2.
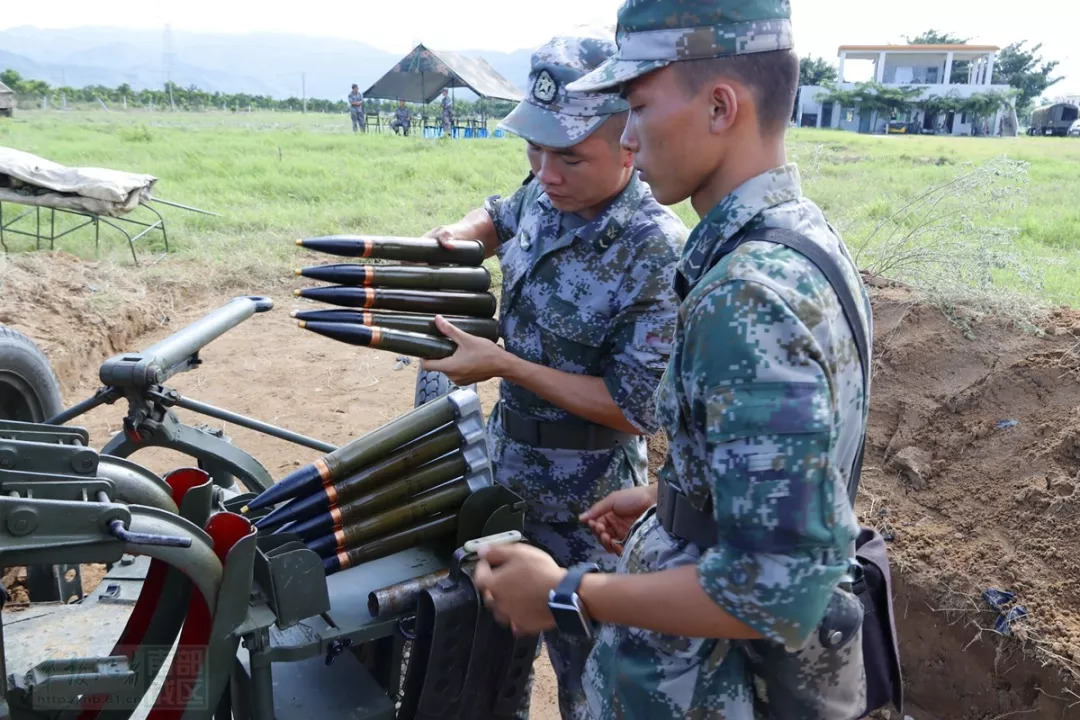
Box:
597;110;629;150
671;49;798;136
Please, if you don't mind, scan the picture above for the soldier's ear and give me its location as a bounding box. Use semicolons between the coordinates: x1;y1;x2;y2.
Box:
708;83;738;135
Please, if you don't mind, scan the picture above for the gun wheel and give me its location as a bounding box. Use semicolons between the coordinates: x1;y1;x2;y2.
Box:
0;325;64;424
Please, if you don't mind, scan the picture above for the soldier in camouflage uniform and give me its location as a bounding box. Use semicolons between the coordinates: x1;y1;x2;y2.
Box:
390;99;412;135
441;88;453;135
348;84;365;133
472;2;874;719
421;35;686;720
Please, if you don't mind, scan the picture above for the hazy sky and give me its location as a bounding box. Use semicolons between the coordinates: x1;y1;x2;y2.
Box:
2;0;1076;96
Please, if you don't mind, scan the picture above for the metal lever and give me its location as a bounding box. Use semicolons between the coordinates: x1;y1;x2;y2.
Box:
108;519;193;548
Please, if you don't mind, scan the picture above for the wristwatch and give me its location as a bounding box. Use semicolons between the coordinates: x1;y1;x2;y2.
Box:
548;563;600;639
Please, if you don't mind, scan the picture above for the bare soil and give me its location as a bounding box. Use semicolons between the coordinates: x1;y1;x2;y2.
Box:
4;253;1080;719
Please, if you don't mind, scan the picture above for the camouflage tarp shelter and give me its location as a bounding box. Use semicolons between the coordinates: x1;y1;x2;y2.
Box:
363;44;523;103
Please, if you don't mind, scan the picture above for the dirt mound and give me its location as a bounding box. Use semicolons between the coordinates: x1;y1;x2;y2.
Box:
0;252;167;390
861;287;1080;718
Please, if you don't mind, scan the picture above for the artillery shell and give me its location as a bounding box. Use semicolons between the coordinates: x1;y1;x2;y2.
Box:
297;235;485;267
295;264;490;292
323;514;458;575
307;480;470;557
286;452;467;541
255;422;463;529
244;392;458;512
294;286;497;318
289;310;499;342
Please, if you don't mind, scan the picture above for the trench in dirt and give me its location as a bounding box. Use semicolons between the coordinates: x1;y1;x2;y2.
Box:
2;254;1080;719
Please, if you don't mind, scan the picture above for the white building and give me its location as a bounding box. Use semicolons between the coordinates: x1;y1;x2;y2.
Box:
796;44;1014;136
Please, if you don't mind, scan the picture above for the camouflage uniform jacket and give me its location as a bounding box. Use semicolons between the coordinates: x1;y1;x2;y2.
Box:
348;91;364;112
583;164;871;718
394;106;411;125
485;172;686;523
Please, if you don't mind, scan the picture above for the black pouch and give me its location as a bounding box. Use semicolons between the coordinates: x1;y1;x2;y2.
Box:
854;527;903;716
742;587;865;719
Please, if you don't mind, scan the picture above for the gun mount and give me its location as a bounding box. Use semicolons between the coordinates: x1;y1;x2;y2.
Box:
0;298;529;720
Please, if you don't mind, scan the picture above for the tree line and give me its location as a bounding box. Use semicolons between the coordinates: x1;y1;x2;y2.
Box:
0;69;516;117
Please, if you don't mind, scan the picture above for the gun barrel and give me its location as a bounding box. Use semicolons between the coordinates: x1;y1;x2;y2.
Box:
308;479;470;557
296;264;490;292
368;569;449;619
290;310;499;342
299;322;456;360
297;236;485;266
99;296;272;388
323;514;458;575
295;286;497;317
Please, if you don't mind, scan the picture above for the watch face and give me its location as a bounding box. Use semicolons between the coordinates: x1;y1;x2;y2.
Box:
549;599;592;639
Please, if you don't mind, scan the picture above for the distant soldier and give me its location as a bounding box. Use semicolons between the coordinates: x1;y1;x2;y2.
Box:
441;88;453;135
390;99;412;135
348;84;365;133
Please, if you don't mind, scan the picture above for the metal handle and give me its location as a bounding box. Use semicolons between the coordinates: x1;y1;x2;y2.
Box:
243;296;274;313
99;296;267;389
140;296;260;367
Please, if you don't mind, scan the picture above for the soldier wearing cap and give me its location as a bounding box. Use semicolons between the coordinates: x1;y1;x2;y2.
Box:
472;2;874;718
348;84;365;133
441;88;453;135
390;99;412;135
421;35;686;719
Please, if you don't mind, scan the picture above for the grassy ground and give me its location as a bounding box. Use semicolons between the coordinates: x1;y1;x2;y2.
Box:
1;110;1078;307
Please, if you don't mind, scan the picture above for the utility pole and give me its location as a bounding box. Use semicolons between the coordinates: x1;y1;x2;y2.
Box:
163;23;177;111
302;71;307;113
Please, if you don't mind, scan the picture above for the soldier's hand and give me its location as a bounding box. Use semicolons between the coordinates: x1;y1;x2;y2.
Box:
420;315;510;385
473;542;564;635
423;225;462;250
580;486;658;556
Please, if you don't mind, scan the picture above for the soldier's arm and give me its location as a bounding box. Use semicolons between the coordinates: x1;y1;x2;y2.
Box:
566;279;849;642
426;181;535;258
681;279;851;647
426;318;642;434
500;356;643;434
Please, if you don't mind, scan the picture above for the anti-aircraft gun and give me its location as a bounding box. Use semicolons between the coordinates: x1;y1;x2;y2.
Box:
0;296;533;720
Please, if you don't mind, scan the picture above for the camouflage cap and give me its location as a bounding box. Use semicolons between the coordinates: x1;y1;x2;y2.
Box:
499;36;630;149
567;0;793;93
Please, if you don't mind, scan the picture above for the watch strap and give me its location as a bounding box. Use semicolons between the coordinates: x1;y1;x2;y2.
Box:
552;563;600;604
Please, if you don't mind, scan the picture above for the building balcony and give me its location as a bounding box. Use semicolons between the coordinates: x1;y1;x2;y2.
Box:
837;44;1000;88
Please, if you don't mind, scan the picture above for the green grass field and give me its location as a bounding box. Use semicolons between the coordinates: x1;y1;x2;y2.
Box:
1;110;1078;307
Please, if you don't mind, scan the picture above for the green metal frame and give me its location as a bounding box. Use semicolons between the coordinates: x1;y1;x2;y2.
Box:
0;296;523;720
0;200;168;266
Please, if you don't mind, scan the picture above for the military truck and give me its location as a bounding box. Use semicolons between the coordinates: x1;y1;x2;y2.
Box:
1028;102;1079;136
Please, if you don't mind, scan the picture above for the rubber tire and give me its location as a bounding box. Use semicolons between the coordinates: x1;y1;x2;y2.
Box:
414;369;476;408
0;325;64;423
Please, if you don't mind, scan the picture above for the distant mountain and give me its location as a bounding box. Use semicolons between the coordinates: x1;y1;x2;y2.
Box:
0;26;533;101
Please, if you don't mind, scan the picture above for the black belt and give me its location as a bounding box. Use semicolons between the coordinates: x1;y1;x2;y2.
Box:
656;476;716;548
498;402;635;451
